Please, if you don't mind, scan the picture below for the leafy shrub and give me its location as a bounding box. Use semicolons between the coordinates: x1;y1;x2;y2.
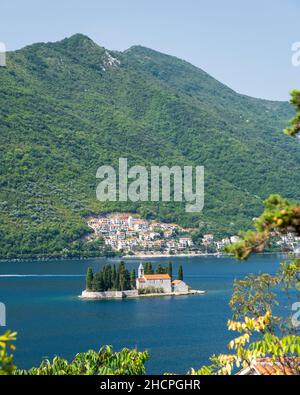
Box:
0;332;148;375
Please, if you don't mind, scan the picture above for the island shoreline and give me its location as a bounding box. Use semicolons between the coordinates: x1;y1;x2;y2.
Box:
79;289;206;300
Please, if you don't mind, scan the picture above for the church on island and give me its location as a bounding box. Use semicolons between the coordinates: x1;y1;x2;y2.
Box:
136;263;189;293
80;261;203;300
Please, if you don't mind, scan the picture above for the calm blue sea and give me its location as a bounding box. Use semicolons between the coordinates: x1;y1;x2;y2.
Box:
0;254;284;374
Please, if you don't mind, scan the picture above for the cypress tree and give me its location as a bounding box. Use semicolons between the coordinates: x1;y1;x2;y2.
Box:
112;264;117;289
130;269;136;289
125;268;131;290
178;265;183;281
103;265;112;290
108;265;113;289
115;265;120;290
168;262;173;279
118;262;126;290
92;272;104;292
102;265;107;290
86;267;94;291
156;264;164;274
156;264;168;274
144;262;154;274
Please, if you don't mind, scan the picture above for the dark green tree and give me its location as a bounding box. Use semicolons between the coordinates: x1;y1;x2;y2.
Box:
167;262;173;279
92;272;104;292
284;89;300;136
86;267;94;291
156;264;165;274
125;269;131;291
144;262;153;274
102;265;112;290
112;264;117;289
130;269;136;290
177;265;183;281
118;262;131;291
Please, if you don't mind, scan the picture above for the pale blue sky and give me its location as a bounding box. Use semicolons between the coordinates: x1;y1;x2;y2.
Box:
1;0;299;101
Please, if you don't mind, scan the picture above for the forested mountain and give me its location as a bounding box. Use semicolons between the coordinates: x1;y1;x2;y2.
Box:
0;33;298;258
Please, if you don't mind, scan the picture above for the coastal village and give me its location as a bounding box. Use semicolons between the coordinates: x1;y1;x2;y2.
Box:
275;232;300;253
87;213;300;256
87;213;238;256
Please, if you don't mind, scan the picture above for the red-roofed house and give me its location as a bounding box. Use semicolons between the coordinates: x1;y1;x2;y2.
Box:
136;264;172;292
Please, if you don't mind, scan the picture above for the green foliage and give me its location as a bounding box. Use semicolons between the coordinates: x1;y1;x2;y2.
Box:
177;265;183;281
230;260;300;336
86;267;94;291
226;92;300;260
189;260;300;375
0;34;299;258
284;90;300;136
90;261;132;292
118;261;131;291
144;262;154;274
16;346;148;375
168;262;173;279
0;330;148;375
156;263;165;274
193;92;300;375
130;269;136;289
0;331;17;375
138;286;164;295
144;263;170;275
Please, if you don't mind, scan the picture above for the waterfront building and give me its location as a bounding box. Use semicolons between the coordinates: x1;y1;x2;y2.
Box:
136;263;172;292
135;264;188;293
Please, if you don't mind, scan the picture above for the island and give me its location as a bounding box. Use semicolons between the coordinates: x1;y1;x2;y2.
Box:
80;261;205;299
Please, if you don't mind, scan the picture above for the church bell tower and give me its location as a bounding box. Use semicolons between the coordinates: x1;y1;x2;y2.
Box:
138;263;144;278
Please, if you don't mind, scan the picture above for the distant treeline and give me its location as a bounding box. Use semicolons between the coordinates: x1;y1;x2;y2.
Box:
86;261;183;292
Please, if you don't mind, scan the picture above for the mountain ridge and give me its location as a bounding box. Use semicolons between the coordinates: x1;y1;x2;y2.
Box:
0;33;298;258
11;34;291;103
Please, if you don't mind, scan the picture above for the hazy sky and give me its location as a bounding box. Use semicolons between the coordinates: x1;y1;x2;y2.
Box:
1;0;299;101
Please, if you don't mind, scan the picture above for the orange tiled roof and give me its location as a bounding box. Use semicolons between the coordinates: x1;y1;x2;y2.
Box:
172;279;181;284
144;274;170;280
254;358;299;375
238;358;300;375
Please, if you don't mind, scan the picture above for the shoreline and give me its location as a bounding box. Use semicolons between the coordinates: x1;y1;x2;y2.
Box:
0;251;288;263
79;289;206;300
121;252;222;259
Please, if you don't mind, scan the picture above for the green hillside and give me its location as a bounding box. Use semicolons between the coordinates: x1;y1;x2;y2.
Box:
0;34;298;259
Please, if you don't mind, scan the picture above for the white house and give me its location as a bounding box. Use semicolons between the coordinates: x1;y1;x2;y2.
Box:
230;235;240;243
172;279;189;293
179;237;193;248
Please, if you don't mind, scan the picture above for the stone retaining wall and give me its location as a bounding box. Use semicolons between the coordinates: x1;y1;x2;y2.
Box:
81;290;139;299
